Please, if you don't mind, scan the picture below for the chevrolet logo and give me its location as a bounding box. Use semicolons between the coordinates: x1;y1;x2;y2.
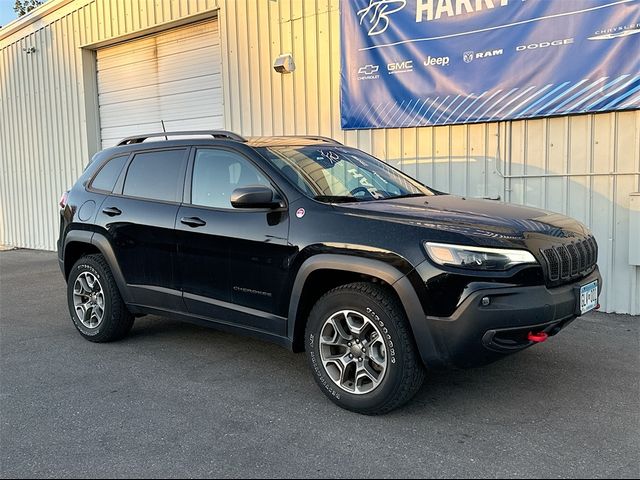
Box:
358;64;380;75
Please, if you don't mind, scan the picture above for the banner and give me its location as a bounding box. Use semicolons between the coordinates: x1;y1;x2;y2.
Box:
340;0;640;129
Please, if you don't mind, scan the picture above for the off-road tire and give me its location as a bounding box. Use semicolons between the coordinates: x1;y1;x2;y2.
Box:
305;282;425;414
67;254;134;342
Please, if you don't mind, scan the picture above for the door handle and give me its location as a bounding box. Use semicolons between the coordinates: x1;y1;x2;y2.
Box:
180;216;206;228
102;207;122;216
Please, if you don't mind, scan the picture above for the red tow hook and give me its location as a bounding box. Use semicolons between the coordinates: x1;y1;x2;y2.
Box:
527;331;549;343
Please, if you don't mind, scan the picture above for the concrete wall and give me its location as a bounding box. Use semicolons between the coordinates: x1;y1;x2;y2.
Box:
1;0;638;313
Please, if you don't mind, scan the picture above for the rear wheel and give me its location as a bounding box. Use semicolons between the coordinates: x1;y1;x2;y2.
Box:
67;254;134;342
305;282;425;414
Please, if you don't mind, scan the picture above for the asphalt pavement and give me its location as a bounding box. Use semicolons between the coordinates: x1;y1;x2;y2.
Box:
1;249;638;478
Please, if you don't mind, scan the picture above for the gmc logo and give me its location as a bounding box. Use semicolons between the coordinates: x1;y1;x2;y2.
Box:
387;60;414;73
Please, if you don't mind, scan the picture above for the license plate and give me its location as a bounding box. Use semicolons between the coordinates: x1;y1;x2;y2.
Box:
579;280;598;315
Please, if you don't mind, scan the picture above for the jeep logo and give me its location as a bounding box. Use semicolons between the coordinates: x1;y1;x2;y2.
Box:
423;56;450;67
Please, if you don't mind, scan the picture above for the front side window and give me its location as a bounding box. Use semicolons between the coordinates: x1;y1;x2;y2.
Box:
191;149;272;209
257;146;432;202
90;155;128;192
122;149;187;202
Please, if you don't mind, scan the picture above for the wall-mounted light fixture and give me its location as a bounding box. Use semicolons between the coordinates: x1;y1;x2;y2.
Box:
273;53;295;74
23;47;36;54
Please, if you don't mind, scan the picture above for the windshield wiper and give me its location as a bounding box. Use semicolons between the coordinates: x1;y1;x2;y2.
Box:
384;193;426;200
314;195;362;203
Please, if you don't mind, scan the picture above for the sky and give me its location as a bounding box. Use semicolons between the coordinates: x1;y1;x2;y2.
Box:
0;0;52;28
0;0;18;27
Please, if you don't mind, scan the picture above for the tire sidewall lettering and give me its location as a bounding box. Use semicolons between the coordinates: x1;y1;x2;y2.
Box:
367;306;396;364
308;335;341;400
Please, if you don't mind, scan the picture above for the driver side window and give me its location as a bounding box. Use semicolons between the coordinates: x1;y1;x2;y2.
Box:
191;149;271;209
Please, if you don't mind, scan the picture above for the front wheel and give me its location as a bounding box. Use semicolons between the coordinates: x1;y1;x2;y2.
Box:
305;282;425;414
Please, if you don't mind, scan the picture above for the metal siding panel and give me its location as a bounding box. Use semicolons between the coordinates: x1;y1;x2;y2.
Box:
222;0;242;133
567;115;590;223
467;123;487;198
255;0;271;135
545;116;567;213
523;118;545;208
278;0;295;136
401;128;418;180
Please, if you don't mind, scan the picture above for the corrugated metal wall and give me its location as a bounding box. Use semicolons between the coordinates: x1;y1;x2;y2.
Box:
1;0;638;314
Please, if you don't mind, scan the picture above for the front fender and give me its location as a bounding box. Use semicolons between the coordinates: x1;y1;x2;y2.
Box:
286;254;437;367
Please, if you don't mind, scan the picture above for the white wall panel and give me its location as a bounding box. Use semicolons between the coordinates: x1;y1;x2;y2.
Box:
1;0;638;313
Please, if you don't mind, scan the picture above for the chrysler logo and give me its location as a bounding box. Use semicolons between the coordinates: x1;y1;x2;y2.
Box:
588;25;640;40
357;0;407;36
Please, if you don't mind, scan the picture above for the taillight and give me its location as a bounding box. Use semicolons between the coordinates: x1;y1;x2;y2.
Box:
59;191;69;209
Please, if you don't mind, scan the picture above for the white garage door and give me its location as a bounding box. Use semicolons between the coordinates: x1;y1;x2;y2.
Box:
96;19;223;148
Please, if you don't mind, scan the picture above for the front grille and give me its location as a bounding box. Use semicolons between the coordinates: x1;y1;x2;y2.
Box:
540;236;598;285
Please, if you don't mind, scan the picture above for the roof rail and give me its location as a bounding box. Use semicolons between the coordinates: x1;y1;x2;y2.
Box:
296;135;343;145
117;130;247;146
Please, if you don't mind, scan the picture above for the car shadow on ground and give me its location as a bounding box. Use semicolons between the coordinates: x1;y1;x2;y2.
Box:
123;313;588;417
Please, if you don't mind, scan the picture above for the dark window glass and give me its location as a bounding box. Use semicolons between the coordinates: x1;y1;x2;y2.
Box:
191;149;271;209
123;150;186;202
90;155;128;192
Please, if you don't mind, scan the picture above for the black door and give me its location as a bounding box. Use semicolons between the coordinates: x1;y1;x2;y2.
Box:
176;147;293;336
96;148;188;311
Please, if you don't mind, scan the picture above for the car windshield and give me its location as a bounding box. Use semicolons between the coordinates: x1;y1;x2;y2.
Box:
256;145;433;202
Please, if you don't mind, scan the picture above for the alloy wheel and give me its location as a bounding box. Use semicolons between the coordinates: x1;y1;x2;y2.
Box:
72;272;105;329
319;309;388;394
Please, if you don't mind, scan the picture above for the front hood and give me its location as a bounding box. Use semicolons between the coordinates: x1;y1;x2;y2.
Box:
337;195;590;243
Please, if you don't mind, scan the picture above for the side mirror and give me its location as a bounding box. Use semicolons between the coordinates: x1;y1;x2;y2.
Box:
230;185;282;209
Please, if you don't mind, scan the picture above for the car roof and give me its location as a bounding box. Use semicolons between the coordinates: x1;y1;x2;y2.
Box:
94;132;345;161
113;131;342;149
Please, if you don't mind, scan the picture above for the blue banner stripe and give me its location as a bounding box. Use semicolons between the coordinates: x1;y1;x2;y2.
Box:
584;75;640;110
565;75;633;112
599;81;640;109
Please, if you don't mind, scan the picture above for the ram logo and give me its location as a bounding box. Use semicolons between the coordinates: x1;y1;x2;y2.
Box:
357;0;407;36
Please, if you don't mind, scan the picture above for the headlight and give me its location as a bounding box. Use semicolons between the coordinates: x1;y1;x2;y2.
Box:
424;242;537;271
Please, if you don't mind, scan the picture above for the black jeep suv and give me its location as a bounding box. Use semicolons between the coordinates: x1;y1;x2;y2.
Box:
58;131;601;414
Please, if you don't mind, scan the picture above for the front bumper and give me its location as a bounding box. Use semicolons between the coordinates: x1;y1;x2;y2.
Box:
417;267;602;369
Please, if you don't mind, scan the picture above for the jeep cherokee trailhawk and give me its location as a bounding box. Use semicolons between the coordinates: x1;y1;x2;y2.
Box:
58;131;601;414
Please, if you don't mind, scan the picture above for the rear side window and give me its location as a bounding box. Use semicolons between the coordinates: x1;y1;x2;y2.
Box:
90;155;128;192
123;149;187;202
